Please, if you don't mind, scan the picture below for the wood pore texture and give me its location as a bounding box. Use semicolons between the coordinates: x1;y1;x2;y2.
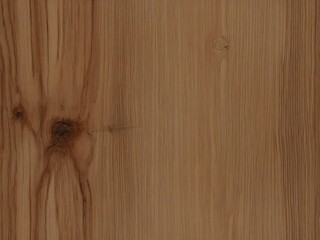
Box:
0;0;319;239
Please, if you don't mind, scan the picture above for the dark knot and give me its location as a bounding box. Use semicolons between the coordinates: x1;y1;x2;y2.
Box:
51;120;77;146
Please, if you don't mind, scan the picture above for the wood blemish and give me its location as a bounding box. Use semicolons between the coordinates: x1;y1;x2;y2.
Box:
51;120;79;147
11;105;38;138
211;36;230;56
12;105;24;120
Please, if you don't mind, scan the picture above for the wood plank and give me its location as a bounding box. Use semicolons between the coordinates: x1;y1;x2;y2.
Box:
0;0;319;239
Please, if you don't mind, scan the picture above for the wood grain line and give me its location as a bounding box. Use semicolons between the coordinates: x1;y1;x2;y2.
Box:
279;0;317;239
314;0;320;239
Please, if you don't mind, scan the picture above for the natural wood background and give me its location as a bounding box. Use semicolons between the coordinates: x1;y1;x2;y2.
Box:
0;0;319;239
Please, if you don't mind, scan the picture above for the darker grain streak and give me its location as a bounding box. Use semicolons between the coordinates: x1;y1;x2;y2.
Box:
56;3;60;61
78;178;92;240
111;1;129;125
314;0;320;238
6;0;17;84
29;163;32;240
0;45;5;150
0;0;18;239
28;0;34;74
30;0;47;134
1;0;13;80
279;1;316;239
80;0;99;120
34;146;58;240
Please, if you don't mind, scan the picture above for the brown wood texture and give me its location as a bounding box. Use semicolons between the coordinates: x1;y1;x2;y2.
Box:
0;0;319;239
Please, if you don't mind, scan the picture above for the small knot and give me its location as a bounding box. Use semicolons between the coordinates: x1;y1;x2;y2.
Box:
210;36;230;56
12;106;24;120
51;120;78;146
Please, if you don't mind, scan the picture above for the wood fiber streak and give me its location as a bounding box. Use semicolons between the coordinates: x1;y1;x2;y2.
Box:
0;0;319;239
315;0;320;239
279;1;317;239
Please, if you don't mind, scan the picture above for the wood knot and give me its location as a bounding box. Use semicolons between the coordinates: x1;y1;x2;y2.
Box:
210;36;229;56
12;106;24;120
51;120;78;146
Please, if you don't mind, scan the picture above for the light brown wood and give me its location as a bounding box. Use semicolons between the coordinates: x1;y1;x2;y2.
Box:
1;0;319;239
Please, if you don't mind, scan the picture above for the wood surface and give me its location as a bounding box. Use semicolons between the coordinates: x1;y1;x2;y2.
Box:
0;0;319;239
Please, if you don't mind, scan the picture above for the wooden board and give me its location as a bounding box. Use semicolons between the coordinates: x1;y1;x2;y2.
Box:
0;0;319;239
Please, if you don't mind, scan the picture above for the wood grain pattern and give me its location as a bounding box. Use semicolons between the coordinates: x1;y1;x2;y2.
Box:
0;0;319;239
